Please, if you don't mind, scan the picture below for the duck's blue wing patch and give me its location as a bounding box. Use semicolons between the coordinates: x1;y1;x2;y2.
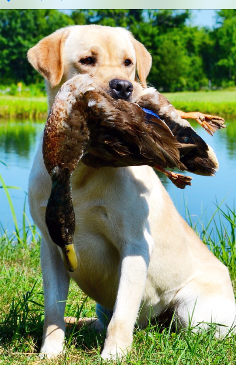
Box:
141;107;161;120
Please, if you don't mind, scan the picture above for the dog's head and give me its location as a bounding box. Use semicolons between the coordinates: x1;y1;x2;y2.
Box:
27;25;152;107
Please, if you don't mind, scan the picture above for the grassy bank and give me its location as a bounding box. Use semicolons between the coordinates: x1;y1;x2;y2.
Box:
1;90;236;120
0;96;47;120
0;198;236;364
164;90;236;119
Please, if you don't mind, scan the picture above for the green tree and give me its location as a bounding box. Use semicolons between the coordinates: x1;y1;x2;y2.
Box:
147;9;191;34
148;33;188;91
213;10;236;86
71;9;144;29
0;10;74;84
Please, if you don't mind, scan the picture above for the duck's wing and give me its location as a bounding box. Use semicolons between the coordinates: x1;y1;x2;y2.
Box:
136;88;220;176
81;90;192;189
82;90;186;171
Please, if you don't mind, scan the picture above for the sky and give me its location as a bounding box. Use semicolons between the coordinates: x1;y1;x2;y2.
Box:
189;9;218;28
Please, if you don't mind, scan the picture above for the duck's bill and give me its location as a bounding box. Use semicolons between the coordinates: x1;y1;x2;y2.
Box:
62;244;78;272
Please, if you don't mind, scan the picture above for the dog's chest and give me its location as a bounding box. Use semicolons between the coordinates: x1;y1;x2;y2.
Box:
69;205;121;307
68;165;154;307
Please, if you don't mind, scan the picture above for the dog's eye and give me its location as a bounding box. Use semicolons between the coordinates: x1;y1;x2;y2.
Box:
80;57;95;65
124;59;132;66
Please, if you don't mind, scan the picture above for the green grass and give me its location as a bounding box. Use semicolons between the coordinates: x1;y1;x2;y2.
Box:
0;181;236;364
0;96;47;120
163;90;236;119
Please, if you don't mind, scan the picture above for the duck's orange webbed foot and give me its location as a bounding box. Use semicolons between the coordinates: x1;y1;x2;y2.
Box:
154;165;192;189
176;110;226;136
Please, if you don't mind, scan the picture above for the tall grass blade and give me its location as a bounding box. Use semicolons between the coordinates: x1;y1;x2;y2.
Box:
0;172;20;239
22;194;27;244
23;212;39;244
0;160;8;166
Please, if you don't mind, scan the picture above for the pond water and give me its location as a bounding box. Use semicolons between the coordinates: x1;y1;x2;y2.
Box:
0;118;236;239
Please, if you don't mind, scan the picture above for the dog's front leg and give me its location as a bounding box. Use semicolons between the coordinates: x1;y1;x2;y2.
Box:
101;231;153;360
40;236;70;358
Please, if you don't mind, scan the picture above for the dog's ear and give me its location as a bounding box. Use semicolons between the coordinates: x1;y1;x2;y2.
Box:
131;38;152;88
27;28;69;88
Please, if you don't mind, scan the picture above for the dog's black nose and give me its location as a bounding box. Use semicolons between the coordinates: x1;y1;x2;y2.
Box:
109;79;133;100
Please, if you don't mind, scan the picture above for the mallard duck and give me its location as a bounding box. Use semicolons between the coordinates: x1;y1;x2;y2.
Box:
43;75;225;271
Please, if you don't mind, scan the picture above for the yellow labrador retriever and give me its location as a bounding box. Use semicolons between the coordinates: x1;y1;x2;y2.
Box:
27;25;236;360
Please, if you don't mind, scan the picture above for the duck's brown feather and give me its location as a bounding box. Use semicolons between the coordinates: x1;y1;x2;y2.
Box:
82;90;185;171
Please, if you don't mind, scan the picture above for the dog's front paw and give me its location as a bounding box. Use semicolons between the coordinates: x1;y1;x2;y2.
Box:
39;341;64;359
101;330;132;361
101;344;130;361
40;323;65;358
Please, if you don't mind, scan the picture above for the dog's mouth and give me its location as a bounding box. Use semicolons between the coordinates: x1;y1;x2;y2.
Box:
108;89;133;101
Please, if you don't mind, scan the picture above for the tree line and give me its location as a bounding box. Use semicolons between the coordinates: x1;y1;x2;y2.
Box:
0;9;236;92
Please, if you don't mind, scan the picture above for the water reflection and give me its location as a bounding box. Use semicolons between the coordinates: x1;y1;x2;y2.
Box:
0;120;43;160
0;120;44;233
0;118;235;235
219;121;236;160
